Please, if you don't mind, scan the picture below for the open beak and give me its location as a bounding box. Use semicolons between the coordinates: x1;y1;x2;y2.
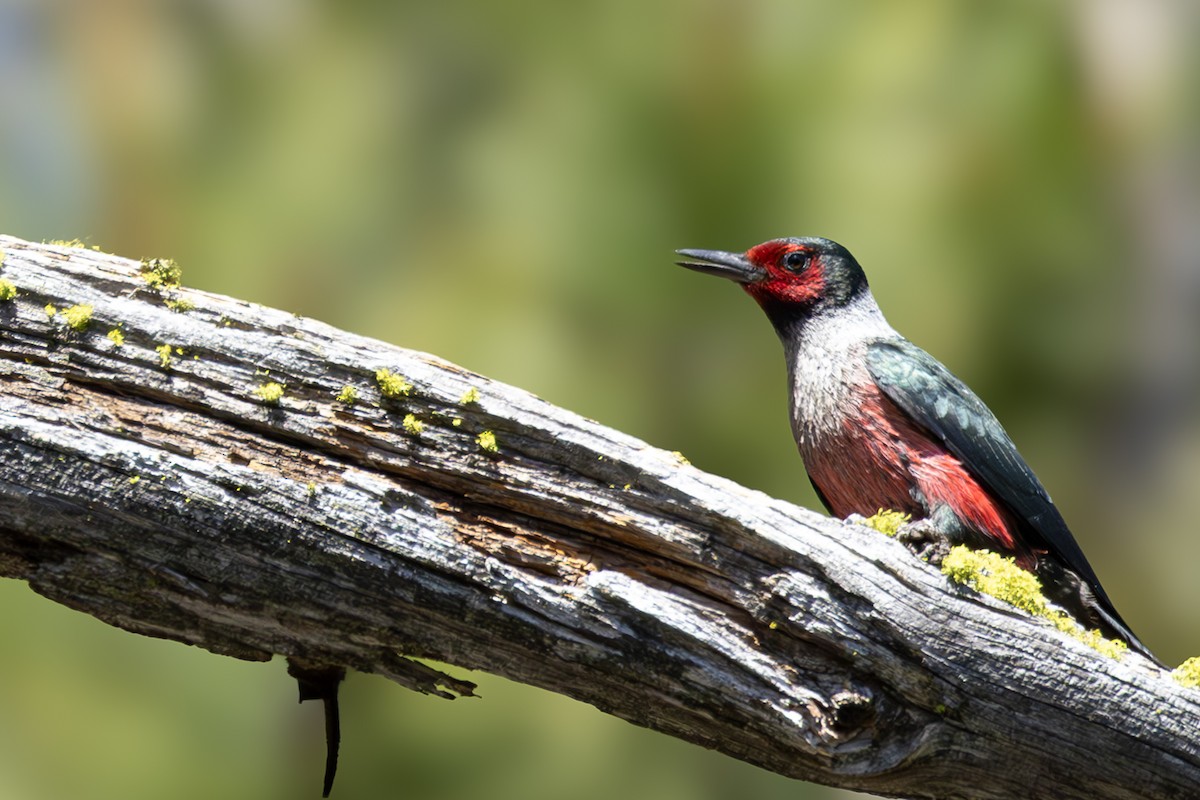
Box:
674;249;766;284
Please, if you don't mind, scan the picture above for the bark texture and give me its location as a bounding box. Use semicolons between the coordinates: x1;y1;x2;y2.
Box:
0;235;1196;800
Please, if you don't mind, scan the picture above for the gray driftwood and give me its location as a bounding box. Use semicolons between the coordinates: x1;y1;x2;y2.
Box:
0;234;1196;800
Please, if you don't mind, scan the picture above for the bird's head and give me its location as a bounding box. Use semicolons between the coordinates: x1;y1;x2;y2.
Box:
675;237;868;317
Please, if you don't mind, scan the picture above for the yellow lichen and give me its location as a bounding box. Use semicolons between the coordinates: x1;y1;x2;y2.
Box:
942;546;1049;616
941;545;1126;659
0;279;16;301
1172;657;1200;689
859;509;912;537
44;304;57;318
164;296;195;313
375;368;412;399
155;343;173;369
402;413;424;435
106;328;125;347
335;385;359;406
1062;624;1127;660
140;257;182;290
671;450;691;466
254;381;285;405
62;303;93;332
48;237;103;250
48;238;100;250
476;430;499;453
460;387;481;405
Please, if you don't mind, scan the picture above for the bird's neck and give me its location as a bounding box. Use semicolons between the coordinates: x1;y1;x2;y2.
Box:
772;291;900;447
767;290;897;359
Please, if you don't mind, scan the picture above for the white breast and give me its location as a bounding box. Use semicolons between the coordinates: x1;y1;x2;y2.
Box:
781;292;900;452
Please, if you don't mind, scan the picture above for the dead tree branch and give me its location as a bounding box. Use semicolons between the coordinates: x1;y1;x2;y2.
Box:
0;235;1196;800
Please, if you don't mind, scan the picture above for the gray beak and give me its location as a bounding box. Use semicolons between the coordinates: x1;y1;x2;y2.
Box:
674;249;766;284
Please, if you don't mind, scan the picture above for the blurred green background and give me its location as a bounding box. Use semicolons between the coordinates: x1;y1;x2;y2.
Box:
2;0;1199;798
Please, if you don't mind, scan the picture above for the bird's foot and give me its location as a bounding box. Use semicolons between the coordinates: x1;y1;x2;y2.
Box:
896;519;952;565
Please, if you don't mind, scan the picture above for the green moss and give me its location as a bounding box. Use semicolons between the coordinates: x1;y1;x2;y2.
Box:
375;368;412;399
140;257;183;290
62;303;93;332
0;279;16;301
106;328;125;347
335;385;359;406
476;430;499;453
1172;657;1200;689
859;509;911;537
254;381;285;405
941;545;1127;660
402;413;424;435
155;343;173;369
460;387;481;405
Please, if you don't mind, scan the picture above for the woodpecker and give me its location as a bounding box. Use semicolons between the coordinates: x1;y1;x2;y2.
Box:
676;236;1158;663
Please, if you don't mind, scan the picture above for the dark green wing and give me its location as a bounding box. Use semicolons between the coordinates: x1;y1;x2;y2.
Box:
864;339;1119;609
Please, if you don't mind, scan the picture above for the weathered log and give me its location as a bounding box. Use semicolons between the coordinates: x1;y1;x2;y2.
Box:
0;235;1195;800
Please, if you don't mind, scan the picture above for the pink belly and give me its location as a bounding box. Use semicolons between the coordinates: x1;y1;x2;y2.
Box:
804;386;1020;556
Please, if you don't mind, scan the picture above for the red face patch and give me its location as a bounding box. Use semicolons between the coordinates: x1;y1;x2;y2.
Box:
743;240;826;306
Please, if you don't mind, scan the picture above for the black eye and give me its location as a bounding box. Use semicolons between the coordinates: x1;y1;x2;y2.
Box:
782;251;810;272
